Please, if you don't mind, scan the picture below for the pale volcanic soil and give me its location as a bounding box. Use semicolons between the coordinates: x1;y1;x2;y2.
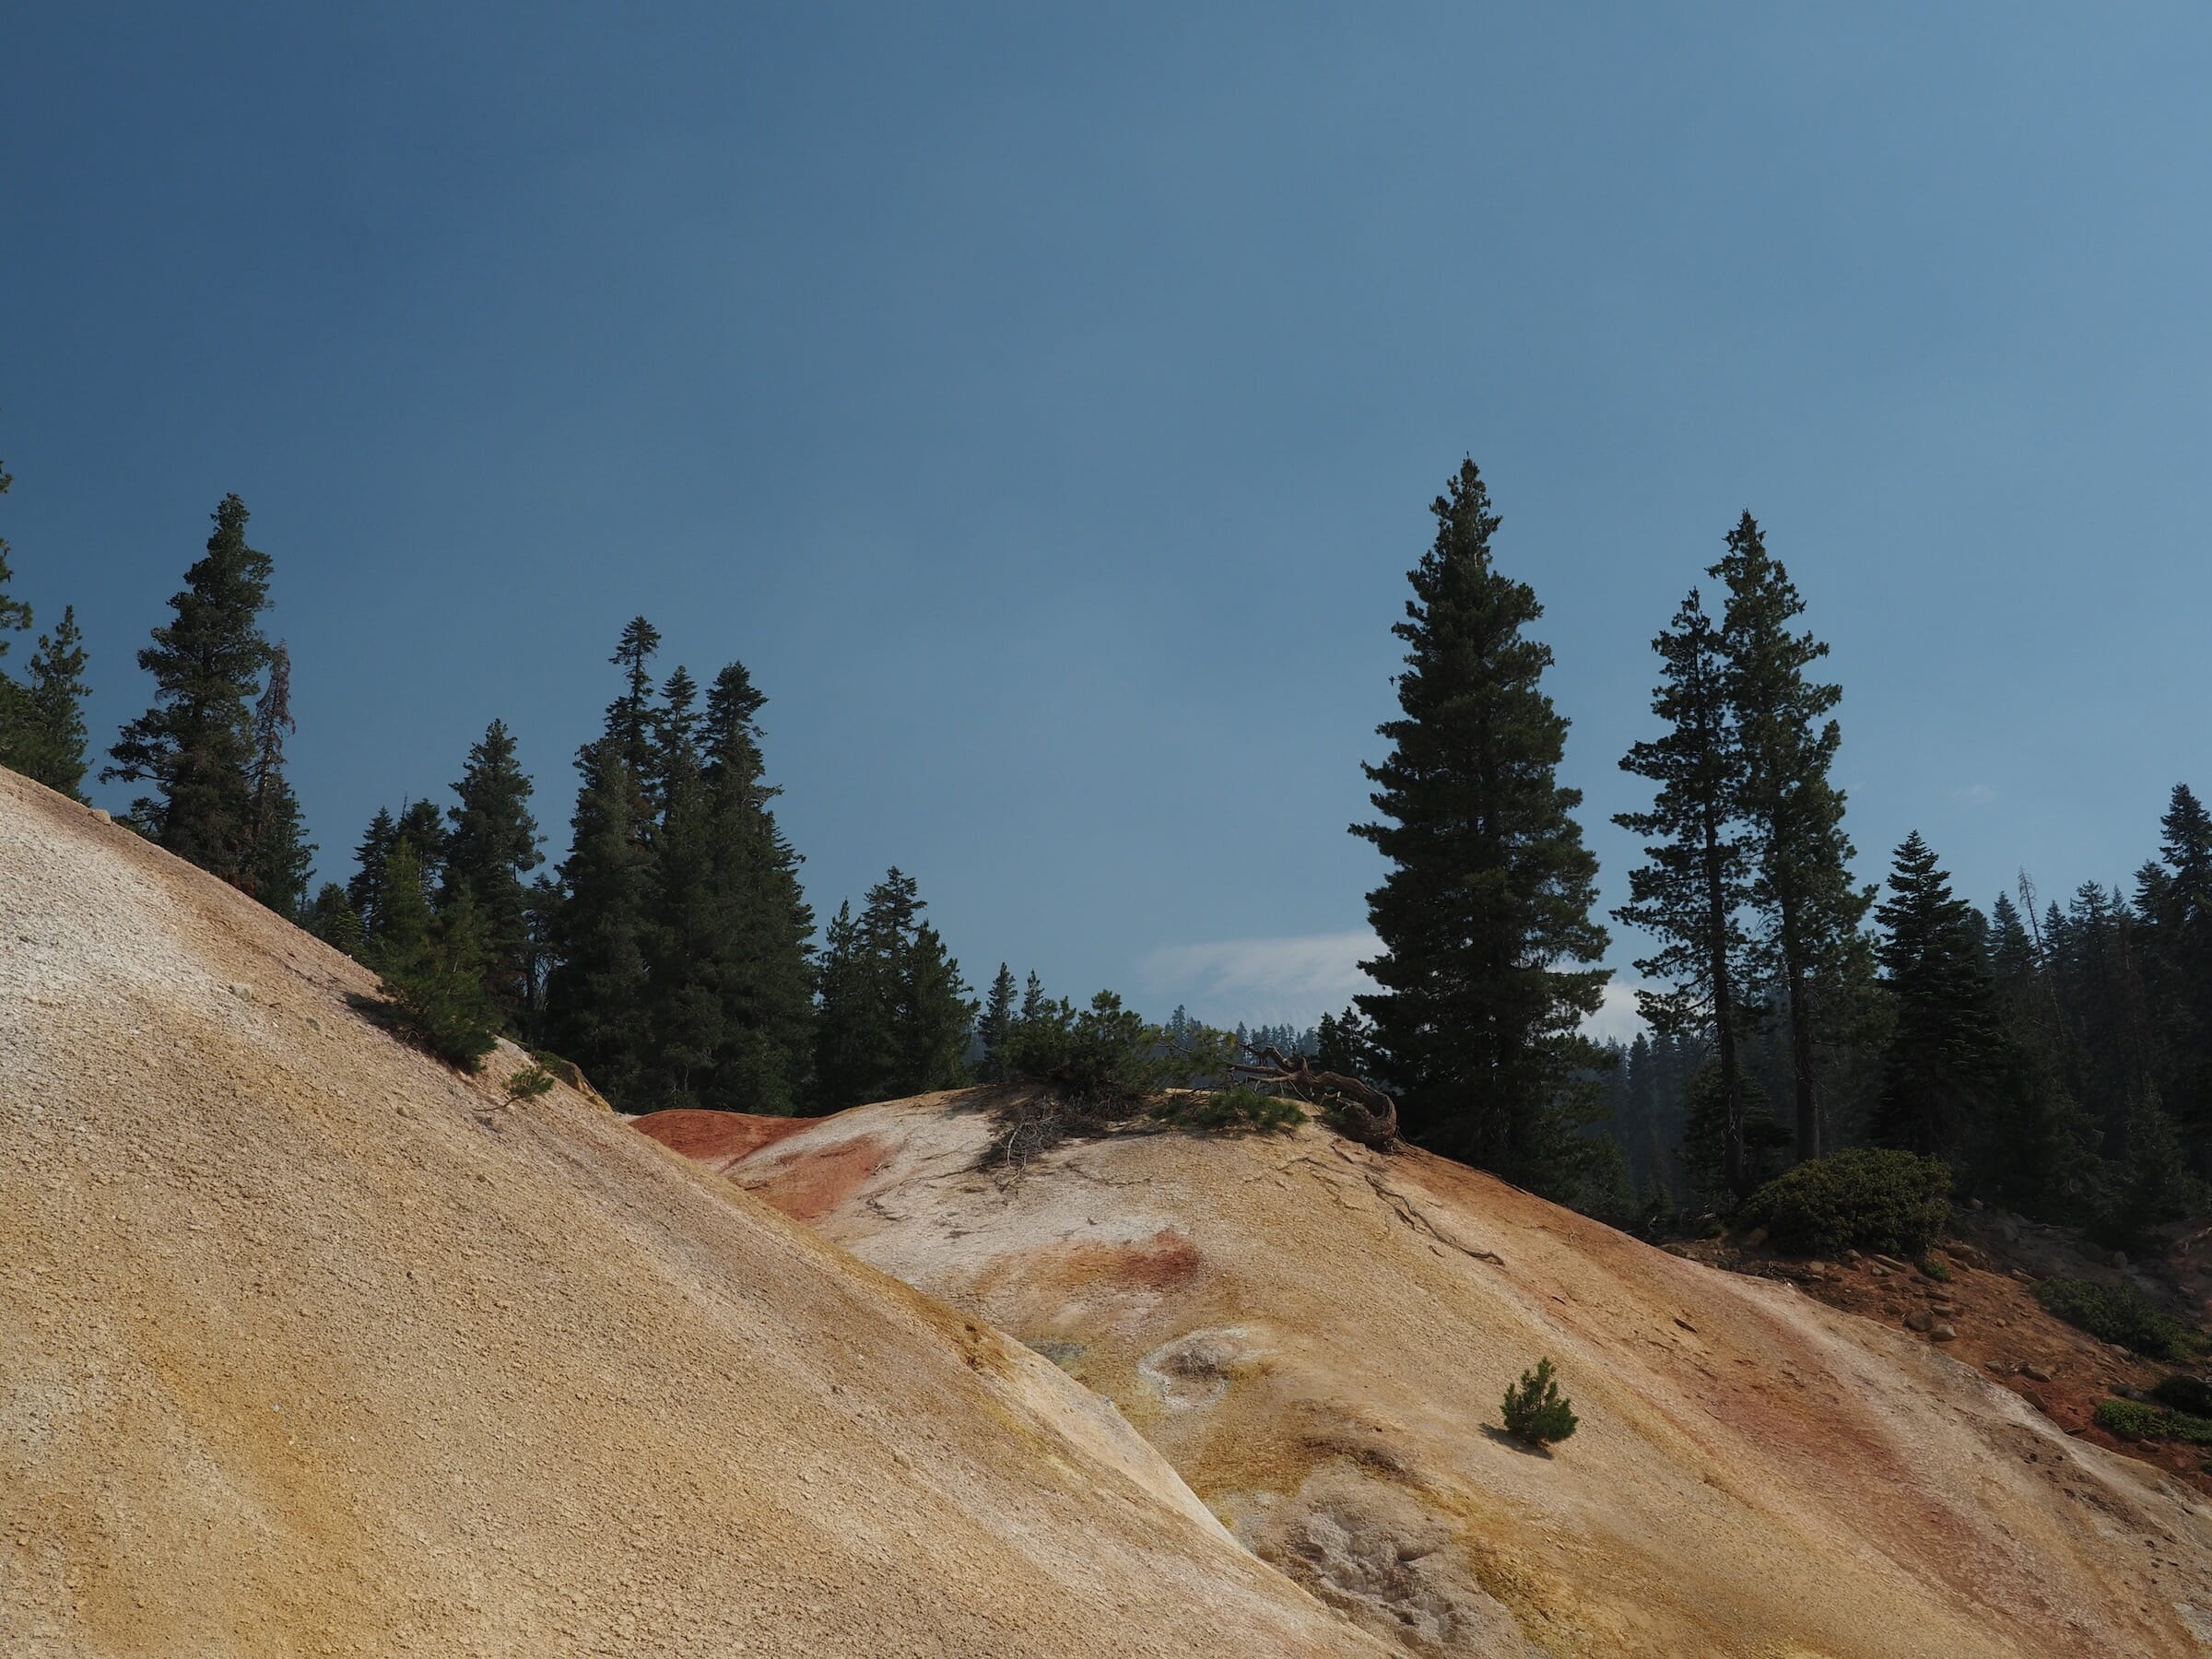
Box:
641;1096;2212;1658
0;769;1385;1659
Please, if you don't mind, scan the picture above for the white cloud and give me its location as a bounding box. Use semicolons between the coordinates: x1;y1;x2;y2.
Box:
1141;930;1378;1026
1583;979;1649;1046
1143;929;1650;1043
1950;782;1998;806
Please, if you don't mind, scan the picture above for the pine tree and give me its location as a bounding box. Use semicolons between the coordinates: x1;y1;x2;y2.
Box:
0;453;27;648
607;617;664;796
1980;889;2100;1215
1615;587;1756;1194
1352;459;1609;1180
1020;971;1048;1026
978;963;1019;1083
1712;512;1868;1163
813;869;973;1109
8;606;92;800
347;807;400;939
2137;784;2212;1171
638;660;816;1112
241;643;314;919
544;740;653;1101
103;495;276;879
441;719;543;1027
1870;833;2006;1158
305;882;366;958
369;840;500;1071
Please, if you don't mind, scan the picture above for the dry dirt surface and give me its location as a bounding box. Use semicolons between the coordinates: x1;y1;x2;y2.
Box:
0;769;1386;1659
642;1096;2212;1658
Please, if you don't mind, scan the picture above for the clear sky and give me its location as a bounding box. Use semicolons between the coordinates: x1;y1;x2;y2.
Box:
6;6;2210;1032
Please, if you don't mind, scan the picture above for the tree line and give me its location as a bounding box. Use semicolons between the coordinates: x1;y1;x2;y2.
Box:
5;455;2206;1243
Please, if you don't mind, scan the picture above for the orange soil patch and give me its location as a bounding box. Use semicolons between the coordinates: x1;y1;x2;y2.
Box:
743;1132;889;1226
1041;1228;1204;1296
631;1107;818;1172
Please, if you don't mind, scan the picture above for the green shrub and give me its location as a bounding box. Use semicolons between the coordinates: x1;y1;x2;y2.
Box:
2094;1397;2212;1445
1500;1357;1578;1447
1916;1256;1953;1283
1153;1088;1307;1135
504;1062;558;1105
359;847;500;1073
2037;1277;2201;1361
1736;1148;1952;1257
2152;1374;2212;1417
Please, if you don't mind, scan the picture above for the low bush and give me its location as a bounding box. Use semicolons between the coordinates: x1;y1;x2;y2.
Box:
2152;1373;2212;1417
1916;1256;1953;1283
1736;1147;1952;1257
2037;1277;2201;1361
986;993;1240;1164
1500;1357;1578;1447
503;1062;558;1105
2094;1397;2212;1445
1152;1088;1307;1135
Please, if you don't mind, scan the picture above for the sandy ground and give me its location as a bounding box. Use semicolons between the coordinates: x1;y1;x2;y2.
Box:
0;769;1383;1658
646;1096;2212;1658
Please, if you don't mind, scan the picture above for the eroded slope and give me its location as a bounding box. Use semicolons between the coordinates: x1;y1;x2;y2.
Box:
650;1095;2212;1658
0;771;1381;1659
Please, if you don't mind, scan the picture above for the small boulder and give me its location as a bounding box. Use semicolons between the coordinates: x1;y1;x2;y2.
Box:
2110;1250;2128;1269
2022;1364;2053;1382
1904;1310;1936;1333
1930;1324;1958;1342
1743;1227;1770;1249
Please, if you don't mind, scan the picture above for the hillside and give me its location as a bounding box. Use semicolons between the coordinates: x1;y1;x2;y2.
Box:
641;1096;2212;1657
0;769;1382;1658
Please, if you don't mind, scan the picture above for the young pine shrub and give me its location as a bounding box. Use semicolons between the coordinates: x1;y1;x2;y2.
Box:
1500;1357;1578;1447
2036;1277;2202;1361
1736;1147;1951;1257
1152;1088;1307;1135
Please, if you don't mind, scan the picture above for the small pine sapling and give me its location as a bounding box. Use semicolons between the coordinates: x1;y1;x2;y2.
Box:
503;1062;559;1105
1500;1356;1579;1446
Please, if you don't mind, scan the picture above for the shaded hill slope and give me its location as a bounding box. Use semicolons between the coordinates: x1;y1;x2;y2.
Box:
0;770;1382;1658
641;1095;2212;1658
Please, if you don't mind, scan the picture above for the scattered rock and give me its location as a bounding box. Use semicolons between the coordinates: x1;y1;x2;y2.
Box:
1930;1324;1958;1342
1744;1227;1770;1248
2022;1364;2053;1382
89;807;111;824
1869;1265;1891;1278
1904;1310;1936;1334
2110;1250;2129;1269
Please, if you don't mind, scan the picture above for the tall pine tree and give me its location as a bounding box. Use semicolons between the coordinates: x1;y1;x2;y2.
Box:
1352;459;1609;1181
1712;512;1868;1162
1615;588;1756;1194
814;868;973;1109
978;963;1018;1083
242;642;314;919
9;606;92;800
442;719;543;1029
544;738;653;1100
1870;833;2005;1158
105;495;277;881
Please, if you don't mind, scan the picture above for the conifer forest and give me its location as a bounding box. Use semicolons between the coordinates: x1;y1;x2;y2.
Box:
8;453;2207;1250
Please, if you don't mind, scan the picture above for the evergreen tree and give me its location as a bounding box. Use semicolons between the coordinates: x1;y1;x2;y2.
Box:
369;840;500;1071
305;881;366;958
1352;458;1609;1180
104;495;276;879
2137;783;2212;1169
1615;587;1756;1194
544;740;653;1100
640;660;816;1112
813;868;974;1109
1870;833;2005;1158
8;606;92;799
395;798;446;881
347;806;400;939
1020;971;1048;1025
0;453;27;649
606;617;663;797
241;643;314;919
1314;1004;1379;1080
441;719;543;1027
978;963;1019;1083
1712;512;1868;1162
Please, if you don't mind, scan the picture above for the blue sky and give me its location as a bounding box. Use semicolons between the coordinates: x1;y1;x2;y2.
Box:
6;6;2210;1031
